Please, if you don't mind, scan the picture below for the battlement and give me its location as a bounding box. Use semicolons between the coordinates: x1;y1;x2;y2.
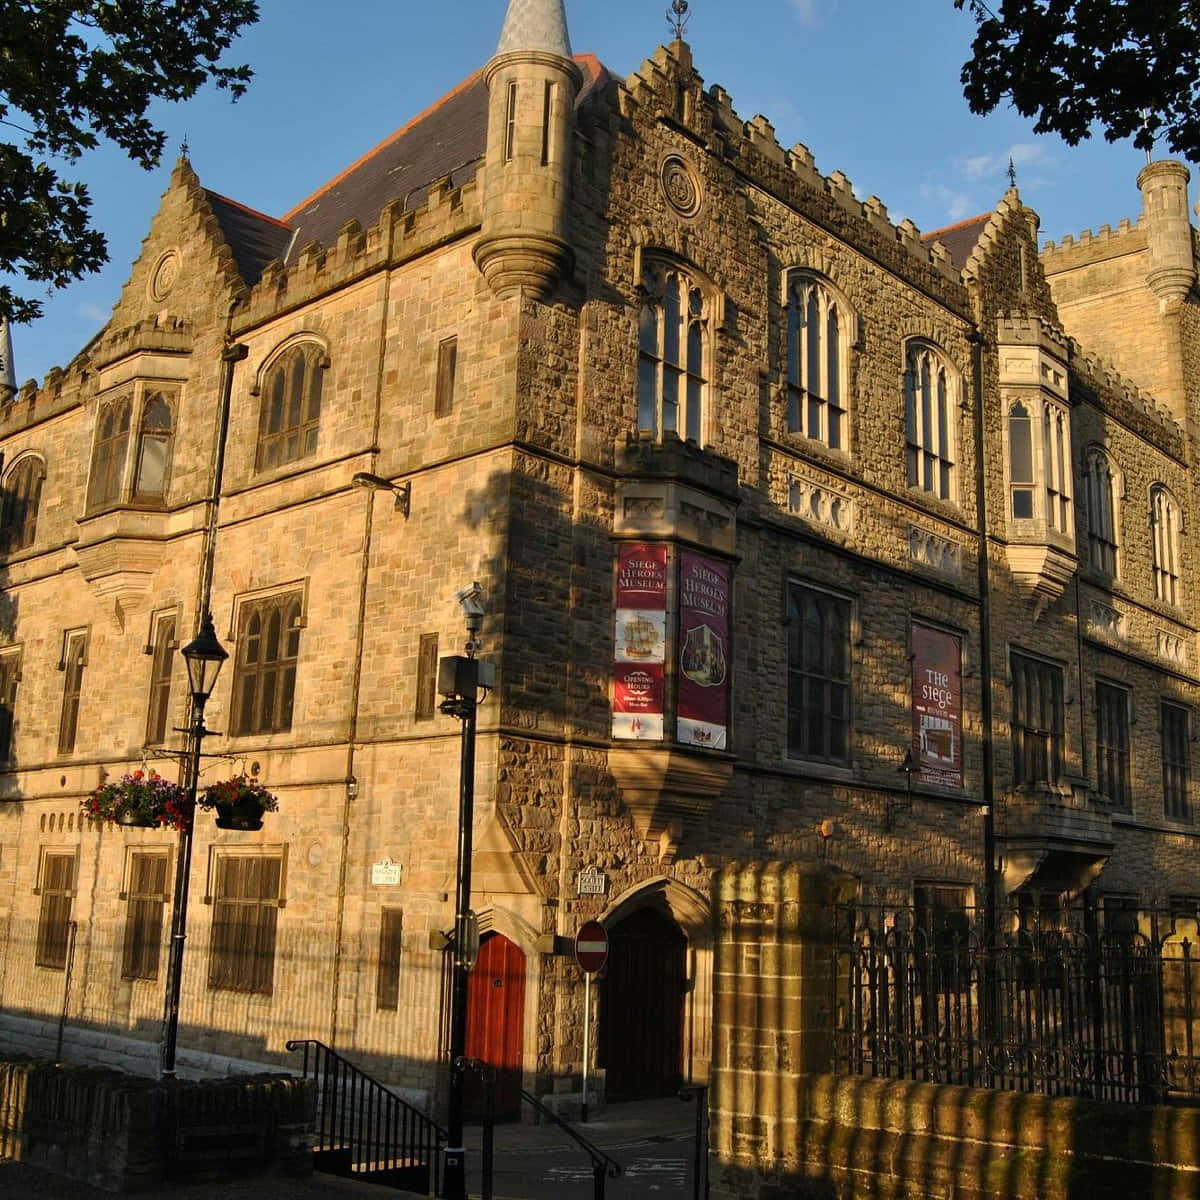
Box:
623;41;965;288
92;314;193;370
1040;216;1144;267
1067;334;1181;436
236;172;481;330
996;313;1069;359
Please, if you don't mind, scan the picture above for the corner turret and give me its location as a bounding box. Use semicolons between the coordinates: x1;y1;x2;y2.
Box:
473;0;582;300
1138;159;1196;309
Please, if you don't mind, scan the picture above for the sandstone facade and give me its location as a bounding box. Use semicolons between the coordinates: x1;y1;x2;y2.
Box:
0;4;1196;1111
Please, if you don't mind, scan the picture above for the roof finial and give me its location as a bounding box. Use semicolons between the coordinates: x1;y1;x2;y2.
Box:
1007;157;1017;189
668;0;690;39
180;134;190;159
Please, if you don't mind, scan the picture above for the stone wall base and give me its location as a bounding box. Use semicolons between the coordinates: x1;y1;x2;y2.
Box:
0;1057;315;1192
711;1074;1200;1200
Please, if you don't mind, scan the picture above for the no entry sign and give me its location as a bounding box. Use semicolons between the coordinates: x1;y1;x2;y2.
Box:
575;920;609;974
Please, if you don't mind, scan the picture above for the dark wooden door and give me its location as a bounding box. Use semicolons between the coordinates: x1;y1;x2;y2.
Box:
465;932;525;1119
599;907;686;1101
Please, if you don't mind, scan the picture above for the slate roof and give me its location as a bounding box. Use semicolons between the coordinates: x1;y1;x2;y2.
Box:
923;213;992;272
204;190;293;287
279;55;607;267
282;69;489;262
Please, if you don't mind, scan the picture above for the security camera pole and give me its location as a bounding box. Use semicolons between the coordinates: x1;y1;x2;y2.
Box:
439;582;491;1200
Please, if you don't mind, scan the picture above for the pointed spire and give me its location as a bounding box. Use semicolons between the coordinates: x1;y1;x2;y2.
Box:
0;317;15;398
496;0;572;58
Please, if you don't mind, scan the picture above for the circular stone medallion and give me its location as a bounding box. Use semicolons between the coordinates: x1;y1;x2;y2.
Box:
149;250;181;302
660;155;703;218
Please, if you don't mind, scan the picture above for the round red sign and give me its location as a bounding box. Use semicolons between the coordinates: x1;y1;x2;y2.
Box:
574;920;609;974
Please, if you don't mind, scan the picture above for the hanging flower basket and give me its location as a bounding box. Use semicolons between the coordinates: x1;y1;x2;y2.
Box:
83;770;191;831
199;776;279;831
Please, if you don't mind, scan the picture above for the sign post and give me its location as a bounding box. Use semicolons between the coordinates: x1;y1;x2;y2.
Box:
574;920;609;1123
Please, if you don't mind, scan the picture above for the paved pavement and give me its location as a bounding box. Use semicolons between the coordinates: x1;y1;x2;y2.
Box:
0;1096;704;1199
463;1096;702;1199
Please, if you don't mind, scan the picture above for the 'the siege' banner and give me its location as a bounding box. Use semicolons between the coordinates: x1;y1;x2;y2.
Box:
612;544;668;740
911;622;962;788
677;551;729;749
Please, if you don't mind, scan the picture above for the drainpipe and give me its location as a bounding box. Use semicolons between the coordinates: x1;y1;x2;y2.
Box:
197;306;249;624
970;329;998;948
328;251;396;1047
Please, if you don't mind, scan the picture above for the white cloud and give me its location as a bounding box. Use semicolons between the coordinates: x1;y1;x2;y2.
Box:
78;304;109;323
790;0;821;27
962;142;1051;182
919;182;976;224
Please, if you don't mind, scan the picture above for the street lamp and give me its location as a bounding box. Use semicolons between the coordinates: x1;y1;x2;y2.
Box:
439;582;494;1200
160;611;228;1079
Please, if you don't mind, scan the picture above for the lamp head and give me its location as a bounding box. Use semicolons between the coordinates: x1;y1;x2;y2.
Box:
181;612;228;704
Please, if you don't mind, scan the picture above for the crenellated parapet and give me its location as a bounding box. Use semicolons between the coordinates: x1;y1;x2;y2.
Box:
620;41;968;303
1067;335;1185;455
1041;216;1143;267
91;315;193;370
236;175;481;331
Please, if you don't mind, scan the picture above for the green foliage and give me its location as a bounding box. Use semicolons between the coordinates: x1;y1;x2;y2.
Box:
0;1;260;324
955;1;1200;162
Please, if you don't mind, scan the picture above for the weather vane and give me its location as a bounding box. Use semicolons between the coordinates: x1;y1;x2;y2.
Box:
181;134;190;159
668;0;690;39
1007;157;1016;188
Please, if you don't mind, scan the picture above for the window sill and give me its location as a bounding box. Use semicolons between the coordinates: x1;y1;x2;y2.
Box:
782;756;854;782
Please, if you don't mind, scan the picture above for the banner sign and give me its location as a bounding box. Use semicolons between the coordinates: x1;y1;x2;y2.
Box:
911;623;962;788
612;543;668;740
677;551;730;749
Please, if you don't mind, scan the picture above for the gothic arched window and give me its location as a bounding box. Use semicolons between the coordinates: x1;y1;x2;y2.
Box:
256;344;325;472
0;456;45;553
904;340;957;501
637;260;708;444
1152;484;1182;606
133;393;174;500
1083;449;1119;577
786;274;850;450
88;397;131;510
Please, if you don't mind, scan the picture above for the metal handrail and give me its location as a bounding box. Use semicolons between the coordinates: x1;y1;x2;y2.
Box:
287;1038;446;1196
519;1086;622;1197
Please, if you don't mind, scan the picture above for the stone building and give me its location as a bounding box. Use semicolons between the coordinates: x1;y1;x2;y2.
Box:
0;0;1196;1114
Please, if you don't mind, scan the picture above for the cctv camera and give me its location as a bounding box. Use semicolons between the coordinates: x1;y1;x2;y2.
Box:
455;582;485;618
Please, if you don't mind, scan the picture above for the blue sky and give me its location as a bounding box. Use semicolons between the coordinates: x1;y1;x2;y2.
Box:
8;0;1181;386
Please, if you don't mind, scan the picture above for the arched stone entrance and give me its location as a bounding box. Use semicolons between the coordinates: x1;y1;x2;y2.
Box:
465;931;526;1119
598;905;688;1100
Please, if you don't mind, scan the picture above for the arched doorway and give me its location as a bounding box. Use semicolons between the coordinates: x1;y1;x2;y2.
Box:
465;932;525;1119
598;906;687;1101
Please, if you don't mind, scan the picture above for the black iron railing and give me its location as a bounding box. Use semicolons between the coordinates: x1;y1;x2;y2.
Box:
287;1038;446;1194
832;904;1200;1105
517;1087;623;1200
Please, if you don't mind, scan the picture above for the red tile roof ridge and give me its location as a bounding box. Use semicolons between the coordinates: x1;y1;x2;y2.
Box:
205;189;292;230
922;212;992;241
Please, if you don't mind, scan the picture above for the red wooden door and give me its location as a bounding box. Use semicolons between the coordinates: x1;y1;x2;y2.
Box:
465;932;525;1119
598;907;686;1101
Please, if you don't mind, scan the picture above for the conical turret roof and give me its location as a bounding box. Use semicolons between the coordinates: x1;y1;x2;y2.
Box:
496;0;572;58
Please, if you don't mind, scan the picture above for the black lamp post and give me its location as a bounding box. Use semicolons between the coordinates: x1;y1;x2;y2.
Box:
160;611;227;1079
438;583;489;1200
